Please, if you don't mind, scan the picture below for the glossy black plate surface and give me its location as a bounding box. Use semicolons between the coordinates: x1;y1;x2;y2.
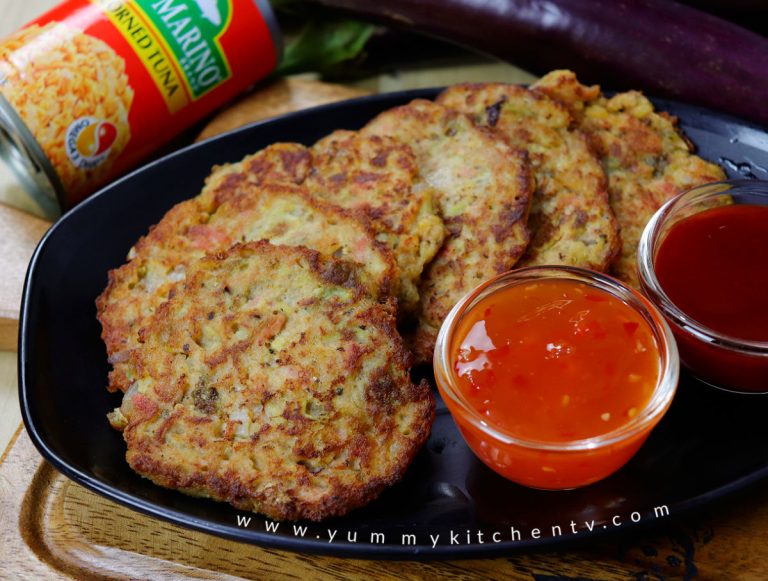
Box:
19;89;768;558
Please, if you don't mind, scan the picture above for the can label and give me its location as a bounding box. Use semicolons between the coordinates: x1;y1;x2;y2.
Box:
0;0;278;210
96;0;235;111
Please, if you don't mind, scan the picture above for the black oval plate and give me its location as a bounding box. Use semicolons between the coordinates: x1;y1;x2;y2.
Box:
18;89;768;559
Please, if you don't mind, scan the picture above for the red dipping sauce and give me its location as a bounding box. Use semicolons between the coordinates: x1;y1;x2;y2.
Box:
655;205;768;342
639;181;768;393
434;267;678;490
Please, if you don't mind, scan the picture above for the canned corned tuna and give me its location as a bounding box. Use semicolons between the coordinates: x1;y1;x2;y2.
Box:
0;0;281;218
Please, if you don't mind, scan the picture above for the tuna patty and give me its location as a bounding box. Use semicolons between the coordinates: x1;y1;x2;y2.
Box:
308;131;446;313
534;70;725;287
97;144;396;392
361;100;533;362
201;141;311;198
108;241;434;522
438;83;619;271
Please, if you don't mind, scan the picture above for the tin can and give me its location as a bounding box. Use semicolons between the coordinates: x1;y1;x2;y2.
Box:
0;0;281;218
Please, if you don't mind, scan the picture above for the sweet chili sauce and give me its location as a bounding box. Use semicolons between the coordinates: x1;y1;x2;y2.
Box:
453;279;660;443
432;273;676;490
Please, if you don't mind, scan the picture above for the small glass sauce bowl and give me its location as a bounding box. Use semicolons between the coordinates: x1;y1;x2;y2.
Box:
433;266;679;490
638;180;768;393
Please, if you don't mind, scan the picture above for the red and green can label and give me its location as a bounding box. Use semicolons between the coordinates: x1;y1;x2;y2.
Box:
0;0;279;209
96;0;238;111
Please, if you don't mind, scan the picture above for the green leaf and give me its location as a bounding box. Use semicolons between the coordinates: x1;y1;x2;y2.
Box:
276;18;376;76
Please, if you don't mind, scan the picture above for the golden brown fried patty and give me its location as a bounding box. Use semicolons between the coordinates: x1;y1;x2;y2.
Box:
108;241;434;522
534;70;726;287
307;131;446;312
201;141;311;202
438;83;619;271
97;144;396;392
361;100;533;361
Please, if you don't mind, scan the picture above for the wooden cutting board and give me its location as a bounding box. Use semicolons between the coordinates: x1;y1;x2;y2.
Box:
0;205;51;350
0;78;368;352
3;425;768;579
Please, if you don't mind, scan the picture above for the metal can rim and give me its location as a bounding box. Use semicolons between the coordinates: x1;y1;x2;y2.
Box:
0;91;65;220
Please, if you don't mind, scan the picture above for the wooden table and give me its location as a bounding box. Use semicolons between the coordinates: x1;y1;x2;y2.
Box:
2;1;768;579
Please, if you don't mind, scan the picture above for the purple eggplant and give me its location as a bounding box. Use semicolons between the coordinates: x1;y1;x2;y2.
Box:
310;0;768;126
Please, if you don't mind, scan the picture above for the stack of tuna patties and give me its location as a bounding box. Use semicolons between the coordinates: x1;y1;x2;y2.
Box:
97;70;724;521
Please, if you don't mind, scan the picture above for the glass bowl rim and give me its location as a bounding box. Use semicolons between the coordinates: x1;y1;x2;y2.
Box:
433;265;680;453
637;179;768;355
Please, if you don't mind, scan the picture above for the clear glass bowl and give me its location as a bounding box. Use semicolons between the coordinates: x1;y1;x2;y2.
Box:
433;266;679;490
638;180;768;393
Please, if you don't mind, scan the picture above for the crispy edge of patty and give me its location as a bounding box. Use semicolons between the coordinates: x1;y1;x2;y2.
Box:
361;99;534;361
438;82;620;272
200;142;311;202
110;240;435;521
308;130;446;313
97;145;396;392
534;70;726;287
